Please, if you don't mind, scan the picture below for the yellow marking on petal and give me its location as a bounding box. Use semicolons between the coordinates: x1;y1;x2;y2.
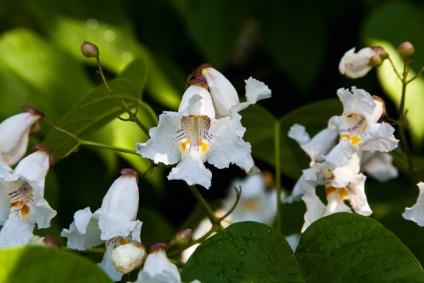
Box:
351;135;361;145
181;140;190;153
325;186;337;196
340;134;350;140
10;200;24;208
119;237;129;245
200;141;208;153
20;205;30;217
339;188;349;200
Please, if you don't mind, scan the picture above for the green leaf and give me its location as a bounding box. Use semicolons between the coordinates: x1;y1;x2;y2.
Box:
23;0;181;110
243;99;341;179
42;58;149;158
0;246;113;283
0;28;94;120
297;213;424;282
174;0;255;68
181;221;303;283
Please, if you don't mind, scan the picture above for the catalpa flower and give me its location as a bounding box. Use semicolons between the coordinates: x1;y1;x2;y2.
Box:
61;168;142;281
137;76;258;189
0;106;43;166
325;87;398;168
0;144;56;247
298;154;371;232
339;46;387;79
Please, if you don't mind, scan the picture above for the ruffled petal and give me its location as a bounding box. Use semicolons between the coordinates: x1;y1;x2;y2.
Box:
403;182;424;226
137;112;182;165
0;218;35;247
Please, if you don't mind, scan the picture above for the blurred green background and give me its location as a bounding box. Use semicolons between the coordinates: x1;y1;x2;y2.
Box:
1;0;424;251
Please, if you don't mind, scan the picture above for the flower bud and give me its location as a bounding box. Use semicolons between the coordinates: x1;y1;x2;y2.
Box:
339;47;376;79
169;229;192;247
369;46;388;67
112;241;146;274
398;41;415;59
29;235;60;248
81;41;99;58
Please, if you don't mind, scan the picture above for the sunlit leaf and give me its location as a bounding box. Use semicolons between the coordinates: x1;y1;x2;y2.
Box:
23;0;181;110
0;28;94;120
0;246;113;283
42;58;148;158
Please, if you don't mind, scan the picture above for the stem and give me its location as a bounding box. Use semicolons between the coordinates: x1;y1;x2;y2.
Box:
218;186;242;221
387;57;403;80
188;185;220;226
397;59;414;173
94;55;150;136
274;120;282;232
79;140;139;155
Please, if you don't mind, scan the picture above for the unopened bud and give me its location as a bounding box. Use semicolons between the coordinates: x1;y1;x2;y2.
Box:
149;242;168;253
189;75;208;89
81;41;99;58
192;63;213;76
22;105;44;119
112;241;146;274
398;41;415;59
170;229;192;247
369;46;388;67
29;235;60;248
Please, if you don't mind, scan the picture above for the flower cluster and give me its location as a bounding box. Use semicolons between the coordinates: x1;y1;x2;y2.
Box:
288;87;399;231
137;64;271;189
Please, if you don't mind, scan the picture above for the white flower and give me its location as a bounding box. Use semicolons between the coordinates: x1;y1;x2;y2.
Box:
134;243;181;283
339;47;376;79
359;151;398;182
0;144;56;247
298;154;371;232
0;106;43;166
403;182;424;226
61;168;142;281
288;123;338;166
325;87;398;168
200;66;272;118
137;81;256;189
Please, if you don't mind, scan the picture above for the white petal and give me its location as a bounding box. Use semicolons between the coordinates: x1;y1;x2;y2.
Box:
288;124;310;145
137;112;182;165
98;246;123;281
338;47;375;79
403;182;424;226
360;152;398;182
141;249;181;281
301;183;325;232
0;112;40;166
101;175;139;222
324;193;352;216
206;118;254;172
178;86;215;118
29;198;57;229
325;139;355;168
168;149;212;189
61;207;103;250
347;174;372;216
202;67;239;118
0;218;34;247
244;77;272;103
98;212;142;241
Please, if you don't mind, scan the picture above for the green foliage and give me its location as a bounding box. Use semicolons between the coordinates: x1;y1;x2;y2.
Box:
182;214;424;283
0;246;113;283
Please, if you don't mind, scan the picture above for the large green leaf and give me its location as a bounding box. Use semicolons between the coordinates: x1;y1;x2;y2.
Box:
0;246;113;283
0;28;94;120
261;1;326;91
173;0;255;69
181;221;303;282
23;0;182;110
42;58;152;158
243;99;341;179
181;214;424;282
297;213;424;282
